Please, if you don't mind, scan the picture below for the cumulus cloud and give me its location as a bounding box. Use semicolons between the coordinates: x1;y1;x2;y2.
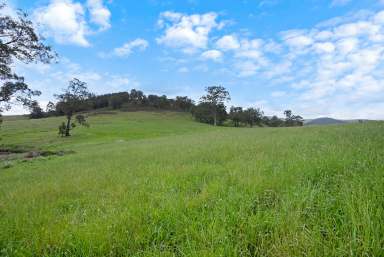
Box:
201;49;223;62
113;39;149;57
216;35;240;51
34;0;111;47
192;9;384;119
157;11;224;53
87;0;111;31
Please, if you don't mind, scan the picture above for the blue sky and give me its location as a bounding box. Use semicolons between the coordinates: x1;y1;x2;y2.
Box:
5;0;384;119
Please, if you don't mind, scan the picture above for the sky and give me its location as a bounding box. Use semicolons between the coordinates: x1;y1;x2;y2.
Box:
4;0;384;119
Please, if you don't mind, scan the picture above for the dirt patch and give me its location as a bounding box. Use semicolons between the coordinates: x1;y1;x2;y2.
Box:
0;147;75;162
24;150;75;159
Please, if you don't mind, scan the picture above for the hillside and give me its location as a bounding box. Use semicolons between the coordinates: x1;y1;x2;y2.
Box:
1;111;383;257
305;117;347;126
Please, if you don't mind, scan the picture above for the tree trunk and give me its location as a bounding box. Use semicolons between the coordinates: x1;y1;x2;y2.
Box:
65;115;71;137
213;105;217;126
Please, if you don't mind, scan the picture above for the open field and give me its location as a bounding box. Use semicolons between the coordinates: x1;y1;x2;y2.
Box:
0;111;383;256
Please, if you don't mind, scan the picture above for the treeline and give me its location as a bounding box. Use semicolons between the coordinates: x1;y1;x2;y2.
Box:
31;89;195;119
191;86;304;127
30;84;304;128
192;105;303;127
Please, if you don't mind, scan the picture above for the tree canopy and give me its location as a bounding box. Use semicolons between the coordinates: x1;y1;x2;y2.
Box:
0;4;56;113
200;86;231;126
55;78;92;137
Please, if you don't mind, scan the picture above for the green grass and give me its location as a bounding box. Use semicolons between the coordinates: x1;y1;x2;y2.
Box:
0;111;383;256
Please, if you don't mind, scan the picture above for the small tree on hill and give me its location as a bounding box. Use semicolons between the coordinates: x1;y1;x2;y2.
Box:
200;86;230;126
55;78;92;137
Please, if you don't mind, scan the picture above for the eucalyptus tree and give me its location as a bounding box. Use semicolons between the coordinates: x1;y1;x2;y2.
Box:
200;86;230;126
55;78;92;137
0;4;56;117
244;107;264;127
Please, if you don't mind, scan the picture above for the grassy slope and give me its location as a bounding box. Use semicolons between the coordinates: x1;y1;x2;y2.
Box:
0;111;383;257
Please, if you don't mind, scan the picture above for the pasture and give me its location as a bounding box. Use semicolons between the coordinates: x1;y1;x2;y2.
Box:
0;111;383;256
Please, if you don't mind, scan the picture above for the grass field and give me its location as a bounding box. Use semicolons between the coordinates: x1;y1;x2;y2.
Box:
0;111;383;256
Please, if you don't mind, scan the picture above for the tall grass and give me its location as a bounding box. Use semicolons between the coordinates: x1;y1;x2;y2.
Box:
0;112;383;256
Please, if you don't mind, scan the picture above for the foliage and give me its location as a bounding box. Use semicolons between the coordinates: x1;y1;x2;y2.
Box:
244;107;263;127
45;101;56;116
229;106;243;127
200;86;231;126
191;102;227;125
0;3;55;113
75;114;89;127
55;78;92;137
29;101;44;119
284;110;304;127
58;122;66;137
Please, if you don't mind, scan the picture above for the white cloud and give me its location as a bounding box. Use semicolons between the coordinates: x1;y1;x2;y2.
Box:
113;39;149;57
216;35;240;51
194;9;384;119
87;0;111;31
201;49;223;62
235;61;260;77
34;0;89;46
34;0;111;47
314;42;335;53
281;30;313;48
157;11;223;53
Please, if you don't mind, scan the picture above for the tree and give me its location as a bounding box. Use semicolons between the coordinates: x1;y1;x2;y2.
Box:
45;101;56;116
175;96;194;111
284;110;304;127
244;107;263;127
109;94;124;109
129;89;145;105
200;86;230;126
55;78;92;137
269;115;284;127
0;4;56;114
229;106;243;127
29;100;44;119
191;102;227;125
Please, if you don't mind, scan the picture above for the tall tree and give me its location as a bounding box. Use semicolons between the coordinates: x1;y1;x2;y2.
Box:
55;78;92;137
29;100;44;119
229;106;243;127
244;107;264;127
0;4;56;114
200;86;230;126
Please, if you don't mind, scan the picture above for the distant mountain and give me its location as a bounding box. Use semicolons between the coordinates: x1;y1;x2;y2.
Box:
305;117;347;126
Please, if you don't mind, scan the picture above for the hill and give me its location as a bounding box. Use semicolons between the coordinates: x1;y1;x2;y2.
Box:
305;117;347;126
1;111;383;257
